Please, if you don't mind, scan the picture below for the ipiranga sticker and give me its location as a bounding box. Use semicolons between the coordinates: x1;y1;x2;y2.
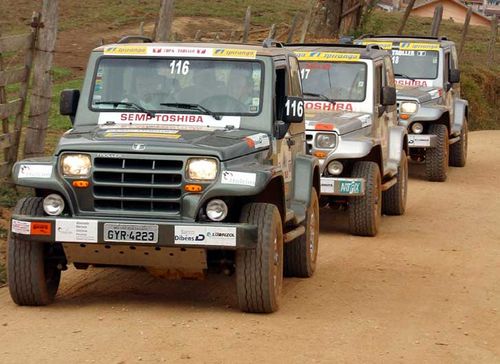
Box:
55;219;98;243
12;219;31;235
295;51;360;62
399;42;440;51
221;171;256;187
18;164;53;179
98;112;241;129
359;40;393;50
174;226;237;246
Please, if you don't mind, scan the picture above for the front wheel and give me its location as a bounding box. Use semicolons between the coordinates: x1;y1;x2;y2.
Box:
382;150;408;215
425;124;449;182
8;197;62;306
348;161;382;237
236;203;283;313
284;188;319;278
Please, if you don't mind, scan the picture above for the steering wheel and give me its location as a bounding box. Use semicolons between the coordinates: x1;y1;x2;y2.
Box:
200;95;247;113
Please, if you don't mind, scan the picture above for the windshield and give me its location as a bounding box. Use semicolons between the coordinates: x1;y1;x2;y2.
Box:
391;50;439;79
91;58;263;115
299;62;367;102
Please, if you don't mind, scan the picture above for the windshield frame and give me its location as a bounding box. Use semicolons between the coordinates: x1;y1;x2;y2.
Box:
299;60;368;103
391;48;440;80
88;55;266;117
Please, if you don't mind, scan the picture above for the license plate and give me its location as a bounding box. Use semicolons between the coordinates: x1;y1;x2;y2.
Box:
338;180;363;194
103;223;158;243
408;134;431;147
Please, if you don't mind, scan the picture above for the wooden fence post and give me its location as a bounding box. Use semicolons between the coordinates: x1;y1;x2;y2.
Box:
397;0;416;35
268;24;277;39
430;4;443;37
300;0;316;43
458;7;472;58
194;30;202;41
287;12;300;43
23;1;58;159
487;17;498;67
242;6;251;43
155;0;175;41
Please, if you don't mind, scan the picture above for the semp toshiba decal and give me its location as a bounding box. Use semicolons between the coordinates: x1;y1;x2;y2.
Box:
98;112;241;128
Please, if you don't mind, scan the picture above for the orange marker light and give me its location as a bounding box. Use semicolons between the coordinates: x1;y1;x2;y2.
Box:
313;151;327;158
315;123;334;131
185;184;203;192
31;222;51;236
400;114;410;120
72;180;90;188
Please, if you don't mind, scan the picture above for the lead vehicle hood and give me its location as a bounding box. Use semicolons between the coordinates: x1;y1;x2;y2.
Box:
305;110;373;135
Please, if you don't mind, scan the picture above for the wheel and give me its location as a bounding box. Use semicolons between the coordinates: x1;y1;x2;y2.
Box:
425;124;449;182
236;203;283;313
348;161;382;237
8;197;61;306
284;188;319;278
382;150;408;215
449;117;468;167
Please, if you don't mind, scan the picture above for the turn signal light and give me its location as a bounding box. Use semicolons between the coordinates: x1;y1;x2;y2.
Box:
315;123;334;131
185;184;203;192
72;180;90;188
400;114;410;120
313;151;327;158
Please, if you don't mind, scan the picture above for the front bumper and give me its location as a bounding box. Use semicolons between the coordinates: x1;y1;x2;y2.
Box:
320;177;365;196
408;134;437;148
10;215;258;250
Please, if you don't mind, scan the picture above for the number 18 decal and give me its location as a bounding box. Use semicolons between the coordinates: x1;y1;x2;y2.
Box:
285;98;304;118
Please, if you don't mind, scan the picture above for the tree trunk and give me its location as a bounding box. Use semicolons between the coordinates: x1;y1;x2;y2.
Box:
156;0;175;41
23;0;58;159
325;0;342;37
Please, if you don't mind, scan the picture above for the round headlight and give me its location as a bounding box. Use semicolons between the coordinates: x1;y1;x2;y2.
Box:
327;161;343;175
411;122;424;134
400;102;418;114
206;199;228;222
61;154;92;177
316;133;337;149
43;194;65;216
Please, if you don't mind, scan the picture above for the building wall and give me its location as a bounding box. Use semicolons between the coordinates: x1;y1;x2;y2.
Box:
412;1;491;26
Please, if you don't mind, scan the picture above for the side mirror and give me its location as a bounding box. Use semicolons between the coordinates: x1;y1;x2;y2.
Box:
60;89;80;123
282;96;304;123
449;69;460;83
381;86;396;106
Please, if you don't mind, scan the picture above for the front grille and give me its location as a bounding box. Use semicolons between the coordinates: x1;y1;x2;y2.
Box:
92;156;183;214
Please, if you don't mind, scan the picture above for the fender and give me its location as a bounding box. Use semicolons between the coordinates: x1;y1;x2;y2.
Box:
409;104;447;123
292;154;319;208
386;126;407;177
321;135;375;173
451;98;468;136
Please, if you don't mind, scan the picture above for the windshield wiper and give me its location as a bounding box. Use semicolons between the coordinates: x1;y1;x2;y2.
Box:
303;92;335;105
160;102;222;120
95;101;155;117
394;73;416;81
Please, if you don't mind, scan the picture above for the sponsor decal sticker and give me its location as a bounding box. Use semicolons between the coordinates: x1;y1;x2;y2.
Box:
149;46;210;57
12;219;31;235
305;101;354;112
408;135;432;147
104;131;181;139
295;51;360;62
213;48;257;59
104;46;148;55
18;164;53;179
245;133;270;149
98;112;241;129
221;171;257;187
174;226;236;247
395;79;429;87
31;222;52;236
55;219;98;243
399;42;440;51
359;114;372;128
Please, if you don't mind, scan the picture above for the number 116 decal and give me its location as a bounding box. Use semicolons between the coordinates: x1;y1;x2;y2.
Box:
285;98;304;118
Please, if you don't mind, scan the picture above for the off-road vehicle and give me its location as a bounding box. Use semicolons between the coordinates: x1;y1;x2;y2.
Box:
288;44;408;237
357;35;468;182
7;38;321;313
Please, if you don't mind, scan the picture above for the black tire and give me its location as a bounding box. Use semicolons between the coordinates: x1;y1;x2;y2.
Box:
284;188;319;278
348;161;381;237
8;197;61;306
449;117;468;167
236;203;283;313
382;150;408;215
425;124;449;182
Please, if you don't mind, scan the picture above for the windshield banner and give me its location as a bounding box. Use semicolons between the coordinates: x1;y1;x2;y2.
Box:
295;51;360;62
98;112;241;128
399;42;440;51
103;45;257;59
358;40;393;50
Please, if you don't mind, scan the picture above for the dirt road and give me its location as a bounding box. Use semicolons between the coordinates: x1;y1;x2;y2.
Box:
0;131;499;363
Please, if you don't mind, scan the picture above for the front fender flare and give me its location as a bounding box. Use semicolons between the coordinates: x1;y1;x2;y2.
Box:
451;98;468;136
387;126;407;177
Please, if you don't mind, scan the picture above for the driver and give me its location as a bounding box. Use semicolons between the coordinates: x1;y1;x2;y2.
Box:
227;66;255;110
123;68;164;109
